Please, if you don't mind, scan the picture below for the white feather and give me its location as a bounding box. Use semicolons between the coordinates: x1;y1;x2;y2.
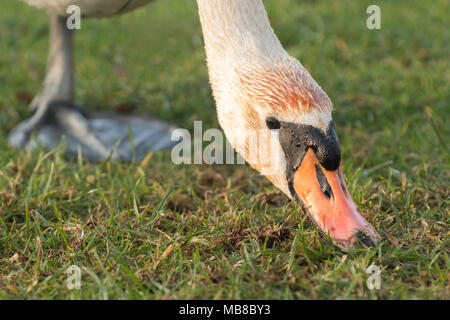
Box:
20;0;152;18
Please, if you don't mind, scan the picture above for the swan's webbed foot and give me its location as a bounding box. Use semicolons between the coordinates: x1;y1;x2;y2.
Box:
8;101;178;162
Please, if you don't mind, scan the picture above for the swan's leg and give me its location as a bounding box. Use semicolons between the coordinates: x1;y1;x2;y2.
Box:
29;15;74;112
9;15;73;148
9;15;115;159
9;15;177;161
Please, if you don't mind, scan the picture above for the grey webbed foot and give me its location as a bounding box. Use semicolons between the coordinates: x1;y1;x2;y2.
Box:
8;101;178;162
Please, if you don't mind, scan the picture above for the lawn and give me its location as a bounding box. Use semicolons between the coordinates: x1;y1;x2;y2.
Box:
0;0;448;299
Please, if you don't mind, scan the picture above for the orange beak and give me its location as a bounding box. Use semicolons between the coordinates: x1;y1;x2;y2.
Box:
293;149;379;249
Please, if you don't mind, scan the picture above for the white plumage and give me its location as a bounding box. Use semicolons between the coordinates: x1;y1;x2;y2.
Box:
21;0;153;18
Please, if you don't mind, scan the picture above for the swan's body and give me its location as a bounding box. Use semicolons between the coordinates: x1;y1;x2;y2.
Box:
11;0;379;248
22;0;153;18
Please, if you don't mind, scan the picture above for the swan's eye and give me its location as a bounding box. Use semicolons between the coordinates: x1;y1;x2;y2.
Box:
266;117;281;130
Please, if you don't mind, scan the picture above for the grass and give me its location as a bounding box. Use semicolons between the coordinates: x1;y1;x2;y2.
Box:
0;0;448;299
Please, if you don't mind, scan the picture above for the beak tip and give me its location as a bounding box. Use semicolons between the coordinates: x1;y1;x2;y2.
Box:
334;229;379;249
355;230;377;248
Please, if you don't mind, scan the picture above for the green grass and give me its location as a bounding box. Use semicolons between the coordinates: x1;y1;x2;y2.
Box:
0;0;448;299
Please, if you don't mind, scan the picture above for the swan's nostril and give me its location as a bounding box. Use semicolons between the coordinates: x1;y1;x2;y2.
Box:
315;165;332;199
356;230;376;248
337;170;347;195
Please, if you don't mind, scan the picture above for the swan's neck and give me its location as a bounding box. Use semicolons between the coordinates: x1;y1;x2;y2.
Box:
197;0;289;76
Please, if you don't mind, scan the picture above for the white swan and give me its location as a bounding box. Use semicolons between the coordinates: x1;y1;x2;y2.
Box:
10;0;379;248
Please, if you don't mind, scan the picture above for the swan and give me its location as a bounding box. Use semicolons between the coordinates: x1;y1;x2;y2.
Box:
10;0;379;249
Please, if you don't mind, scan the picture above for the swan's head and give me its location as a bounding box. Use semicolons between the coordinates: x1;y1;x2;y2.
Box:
216;57;379;249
